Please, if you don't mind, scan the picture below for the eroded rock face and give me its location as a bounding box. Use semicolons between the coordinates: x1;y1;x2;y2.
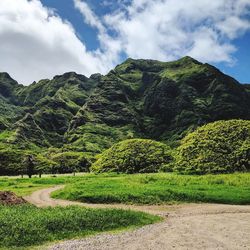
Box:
0;191;27;205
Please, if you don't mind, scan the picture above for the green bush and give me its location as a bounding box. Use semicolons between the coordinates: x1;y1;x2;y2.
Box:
175;120;250;174
35;154;57;175
51;151;91;173
0;149;56;176
0;149;24;175
91;139;173;173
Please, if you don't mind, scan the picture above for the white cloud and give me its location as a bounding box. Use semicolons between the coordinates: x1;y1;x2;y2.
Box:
73;0;105;33
102;0;250;63
0;0;250;84
0;0;111;84
74;0;122;72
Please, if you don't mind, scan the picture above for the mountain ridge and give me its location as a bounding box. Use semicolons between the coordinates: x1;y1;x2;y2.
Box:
0;56;249;156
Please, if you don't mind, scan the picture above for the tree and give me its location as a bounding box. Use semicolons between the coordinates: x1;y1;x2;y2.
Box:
51;151;90;174
23;155;36;178
91;139;173;173
0;149;24;176
175;119;250;174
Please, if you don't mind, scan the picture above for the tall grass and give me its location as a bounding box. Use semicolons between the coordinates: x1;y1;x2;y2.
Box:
0;205;160;248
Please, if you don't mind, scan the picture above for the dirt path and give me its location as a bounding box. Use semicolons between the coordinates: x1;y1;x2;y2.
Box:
25;186;250;250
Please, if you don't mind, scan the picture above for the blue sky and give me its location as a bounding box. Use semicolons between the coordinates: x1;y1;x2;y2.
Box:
0;0;249;84
220;32;250;83
41;0;250;83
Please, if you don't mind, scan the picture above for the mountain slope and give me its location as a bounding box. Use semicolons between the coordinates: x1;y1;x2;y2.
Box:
0;57;249;156
68;57;250;152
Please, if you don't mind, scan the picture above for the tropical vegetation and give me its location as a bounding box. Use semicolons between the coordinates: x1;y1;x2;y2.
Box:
92;139;173;173
175;120;250;174
0;57;250;176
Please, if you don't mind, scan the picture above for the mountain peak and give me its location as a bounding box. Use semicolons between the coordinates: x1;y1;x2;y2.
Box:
53;72;88;82
177;56;202;64
120;56;201;66
0;72;18;85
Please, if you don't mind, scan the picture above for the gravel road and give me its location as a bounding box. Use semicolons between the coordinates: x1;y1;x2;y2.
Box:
25;186;250;250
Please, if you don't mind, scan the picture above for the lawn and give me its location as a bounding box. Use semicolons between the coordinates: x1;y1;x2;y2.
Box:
0;175;67;196
0;204;160;249
52;173;250;205
1;173;250;205
0;173;249;249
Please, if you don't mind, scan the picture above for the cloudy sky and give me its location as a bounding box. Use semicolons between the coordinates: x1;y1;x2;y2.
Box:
0;0;250;85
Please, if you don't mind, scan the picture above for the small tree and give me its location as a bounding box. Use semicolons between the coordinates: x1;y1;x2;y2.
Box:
35;154;57;177
91;139;173;173
175;119;250;174
51;151;90;174
23;155;36;178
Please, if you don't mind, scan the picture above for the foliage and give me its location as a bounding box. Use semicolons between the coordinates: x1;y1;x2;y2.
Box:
0;149;24;175
52;173;250;205
91;139;173;173
0;56;250;175
51;151;91;173
0;149;56;176
0;204;159;248
66;123;137;154
175;120;250;174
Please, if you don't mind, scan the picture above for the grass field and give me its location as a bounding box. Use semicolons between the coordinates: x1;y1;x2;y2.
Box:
52;173;250;205
1;173;249;249
0;174;75;196
0;204;160;249
1;173;250;205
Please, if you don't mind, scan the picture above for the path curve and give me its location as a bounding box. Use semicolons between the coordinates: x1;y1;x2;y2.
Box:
25;186;250;250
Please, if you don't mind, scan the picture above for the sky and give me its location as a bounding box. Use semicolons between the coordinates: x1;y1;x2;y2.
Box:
0;0;250;85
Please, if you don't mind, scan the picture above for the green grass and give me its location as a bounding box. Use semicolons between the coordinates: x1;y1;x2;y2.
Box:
1;173;250;205
160;59;206;80
0;204;159;249
0;176;66;196
0;173;249;248
52;173;250;205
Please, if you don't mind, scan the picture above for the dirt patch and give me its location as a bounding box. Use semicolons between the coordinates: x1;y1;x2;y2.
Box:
0;191;27;205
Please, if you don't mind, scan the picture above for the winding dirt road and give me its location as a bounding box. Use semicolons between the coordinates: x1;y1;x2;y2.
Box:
25;186;250;250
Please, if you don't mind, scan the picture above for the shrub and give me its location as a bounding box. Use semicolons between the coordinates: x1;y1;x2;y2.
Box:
175;119;250;174
0;149;56;176
91;139;173;173
0;149;24;175
51;151;91;173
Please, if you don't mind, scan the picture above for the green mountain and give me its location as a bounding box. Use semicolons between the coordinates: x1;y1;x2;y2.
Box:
0;56;249;174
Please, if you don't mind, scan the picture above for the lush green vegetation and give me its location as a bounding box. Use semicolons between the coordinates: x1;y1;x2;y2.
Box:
0;147;92;177
0;204;159;248
0;56;250;176
92;139;173;173
1;119;249;176
1;173;249;205
52;173;250;205
175;120;250;174
1;57;249;250
0;175;66;196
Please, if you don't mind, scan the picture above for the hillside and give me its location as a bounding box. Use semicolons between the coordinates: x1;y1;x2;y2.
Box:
0;56;249;174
